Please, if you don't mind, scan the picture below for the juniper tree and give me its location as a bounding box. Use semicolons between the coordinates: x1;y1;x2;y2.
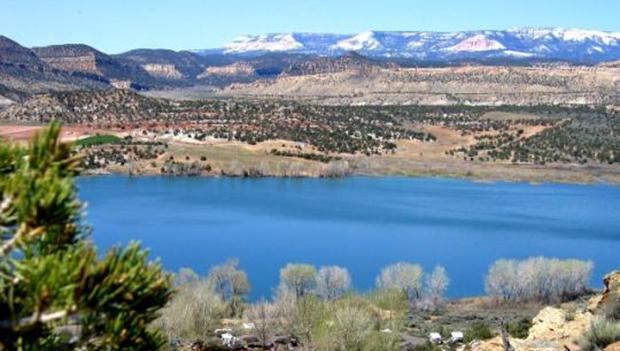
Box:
0;123;172;350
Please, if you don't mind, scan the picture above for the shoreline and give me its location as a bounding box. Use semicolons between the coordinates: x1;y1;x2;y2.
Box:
80;168;620;187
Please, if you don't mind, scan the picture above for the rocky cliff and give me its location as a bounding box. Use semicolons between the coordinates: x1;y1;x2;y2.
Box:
33;44;155;87
142;63;184;79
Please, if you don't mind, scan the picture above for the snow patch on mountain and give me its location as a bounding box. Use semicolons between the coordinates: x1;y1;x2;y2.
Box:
503;50;535;58
208;28;620;62
446;34;506;52
224;33;303;53
552;28;620;45
332;31;382;51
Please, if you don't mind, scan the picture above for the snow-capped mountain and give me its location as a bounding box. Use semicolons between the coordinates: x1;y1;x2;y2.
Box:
198;28;620;62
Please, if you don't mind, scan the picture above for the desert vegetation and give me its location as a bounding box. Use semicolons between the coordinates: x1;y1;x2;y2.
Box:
3;90;618;182
152;258;598;350
579;294;620;351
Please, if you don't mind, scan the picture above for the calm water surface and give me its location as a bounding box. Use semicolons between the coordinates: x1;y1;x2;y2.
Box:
77;176;619;300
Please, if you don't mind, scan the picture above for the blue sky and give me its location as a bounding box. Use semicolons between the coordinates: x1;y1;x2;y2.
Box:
2;0;619;53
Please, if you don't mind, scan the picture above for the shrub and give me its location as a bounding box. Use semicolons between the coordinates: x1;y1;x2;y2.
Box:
153;279;226;341
507;317;533;339
465;321;495;342
362;331;401;351
322;160;351;177
244;300;278;347
412;341;441;351
602;294;620;322
318;303;374;351
274;294;326;349
579;319;620;351
368;288;410;319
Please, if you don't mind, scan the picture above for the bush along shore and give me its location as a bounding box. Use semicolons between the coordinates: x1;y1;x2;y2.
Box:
153;258;620;351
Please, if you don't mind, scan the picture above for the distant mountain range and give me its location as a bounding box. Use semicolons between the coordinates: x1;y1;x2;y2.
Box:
1;28;620;103
197;28;620;62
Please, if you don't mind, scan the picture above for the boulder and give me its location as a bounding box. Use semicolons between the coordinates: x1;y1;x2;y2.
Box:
605;341;620;351
465;306;593;351
602;271;620;304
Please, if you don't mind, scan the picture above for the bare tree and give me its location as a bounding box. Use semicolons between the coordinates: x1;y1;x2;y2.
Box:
376;262;423;304
175;267;199;286
207;258;251;316
485;257;593;303
485;259;519;302
421;265;450;310
316;266;352;301
279;263;317;299
245;300;278;348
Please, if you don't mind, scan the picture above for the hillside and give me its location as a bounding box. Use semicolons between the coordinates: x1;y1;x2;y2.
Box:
211;65;620;106
282;51;395;76
0;89;168;124
0;36;108;101
114;49;206;79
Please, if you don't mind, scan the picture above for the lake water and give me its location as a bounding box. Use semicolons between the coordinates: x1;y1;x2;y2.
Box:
77;176;619;300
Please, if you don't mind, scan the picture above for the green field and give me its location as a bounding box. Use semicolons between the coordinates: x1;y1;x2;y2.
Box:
75;134;122;147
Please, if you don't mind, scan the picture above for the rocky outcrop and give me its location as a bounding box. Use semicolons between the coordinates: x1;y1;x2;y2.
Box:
589;271;620;312
142;64;184;79
602;271;620;304
40;53;100;75
198;62;256;78
114;49;207;79
468;307;593;351
527;306;592;346
605;341;620;351
33;44;103;74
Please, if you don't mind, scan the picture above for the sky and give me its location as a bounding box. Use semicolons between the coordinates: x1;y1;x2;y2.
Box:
2;0;620;54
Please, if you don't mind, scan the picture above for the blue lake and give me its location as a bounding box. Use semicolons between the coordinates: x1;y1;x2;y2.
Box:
77;176;619;300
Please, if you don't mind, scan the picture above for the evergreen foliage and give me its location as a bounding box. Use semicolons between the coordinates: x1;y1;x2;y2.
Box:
0;123;172;350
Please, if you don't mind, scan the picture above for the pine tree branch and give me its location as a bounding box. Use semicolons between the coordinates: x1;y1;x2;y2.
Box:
0;309;70;331
0;227;21;257
0;225;43;257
